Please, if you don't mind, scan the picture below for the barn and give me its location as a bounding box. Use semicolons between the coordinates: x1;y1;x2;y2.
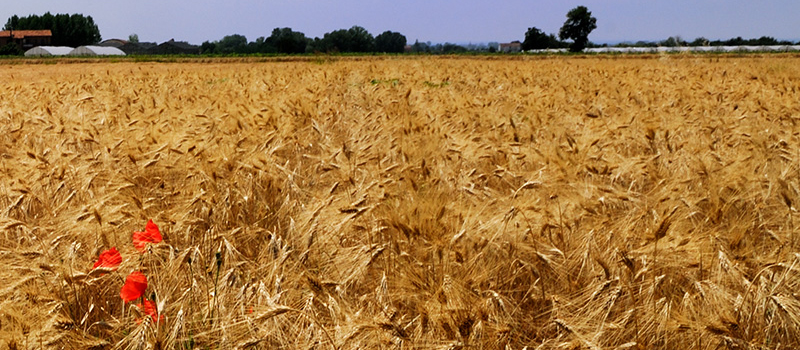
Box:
24;46;74;56
68;45;126;56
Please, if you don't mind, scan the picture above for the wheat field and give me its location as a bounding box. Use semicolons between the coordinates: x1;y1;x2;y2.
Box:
1;55;800;349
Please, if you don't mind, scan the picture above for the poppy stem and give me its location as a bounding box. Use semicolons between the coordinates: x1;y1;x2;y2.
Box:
67;261;81;322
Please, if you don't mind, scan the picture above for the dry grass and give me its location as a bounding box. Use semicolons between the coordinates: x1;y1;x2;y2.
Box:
1;55;800;349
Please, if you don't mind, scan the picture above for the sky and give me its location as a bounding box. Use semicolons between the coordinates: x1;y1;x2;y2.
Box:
2;1;799;45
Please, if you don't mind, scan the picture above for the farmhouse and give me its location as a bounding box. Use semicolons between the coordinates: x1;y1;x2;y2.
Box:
0;29;52;50
498;41;522;53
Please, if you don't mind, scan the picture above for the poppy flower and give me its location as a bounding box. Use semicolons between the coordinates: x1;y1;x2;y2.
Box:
120;271;147;303
133;220;162;252
92;247;122;271
137;298;165;323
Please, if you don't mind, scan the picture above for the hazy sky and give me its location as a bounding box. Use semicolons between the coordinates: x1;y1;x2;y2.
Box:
3;1;798;45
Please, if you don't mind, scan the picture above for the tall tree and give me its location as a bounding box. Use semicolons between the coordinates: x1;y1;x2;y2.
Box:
347;26;375;52
265;28;309;54
523;27;550;50
320;29;351;52
4;12;101;46
375;31;406;53
559;6;597;52
200;41;217;54
216;34;248;54
311;26;375;53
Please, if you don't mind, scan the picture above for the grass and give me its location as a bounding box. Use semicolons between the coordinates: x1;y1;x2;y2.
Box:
1;56;800;349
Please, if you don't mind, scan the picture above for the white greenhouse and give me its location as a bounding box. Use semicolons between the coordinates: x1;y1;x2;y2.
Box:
531;45;800;54
68;46;126;56
24;46;74;57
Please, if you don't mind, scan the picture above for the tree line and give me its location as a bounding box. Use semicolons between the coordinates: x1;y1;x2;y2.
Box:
200;26;408;54
3;9;800;56
615;36;796;48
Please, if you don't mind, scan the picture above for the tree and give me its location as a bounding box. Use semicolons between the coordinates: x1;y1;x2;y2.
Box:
310;26;375;53
200;41;217;54
660;36;686;47
347;26;375;52
689;37;709;46
559;6;597;52
216;34;248;54
4;12;101;46
321;29;351;52
375;31;406;53
410;40;431;53
441;43;466;54
247;36;272;54
265;28;309;54
128;33;139;43
200;40;217;55
0;43;23;56
523;27;551;50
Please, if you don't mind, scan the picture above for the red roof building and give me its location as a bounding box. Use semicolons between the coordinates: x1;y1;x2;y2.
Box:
0;30;52;50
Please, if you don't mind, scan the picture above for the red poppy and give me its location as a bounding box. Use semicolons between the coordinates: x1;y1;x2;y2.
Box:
120;271;147;303
133;219;163;252
92;247;122;270
137;298;165;323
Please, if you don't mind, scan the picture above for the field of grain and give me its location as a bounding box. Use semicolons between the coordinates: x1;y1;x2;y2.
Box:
1;55;800;349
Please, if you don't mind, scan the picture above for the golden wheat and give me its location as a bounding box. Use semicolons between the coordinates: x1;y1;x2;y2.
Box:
1;55;800;349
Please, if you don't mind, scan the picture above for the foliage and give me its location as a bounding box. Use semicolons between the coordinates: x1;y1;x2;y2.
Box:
310;26;375;53
440;43;466;53
407;40;470;54
689;37;709;46
200;40;217;54
559;6;597;52
410;40;431;53
375;31;407;53
347;26;375;52
523;27;565;50
0;42;23;56
309;29;347;53
215;34;248;54
523;27;549;50
128;33;139;43
615;35;796;48
265;27;309;54
4;12;102;46
708;35;795;46
660;36;687;47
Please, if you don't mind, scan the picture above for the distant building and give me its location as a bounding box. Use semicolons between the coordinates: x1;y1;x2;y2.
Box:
118;41;157;55
498;41;522;53
0;30;52;50
147;39;200;55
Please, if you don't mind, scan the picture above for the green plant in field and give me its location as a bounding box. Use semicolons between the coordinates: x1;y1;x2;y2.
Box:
423;80;450;88
370;78;400;86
